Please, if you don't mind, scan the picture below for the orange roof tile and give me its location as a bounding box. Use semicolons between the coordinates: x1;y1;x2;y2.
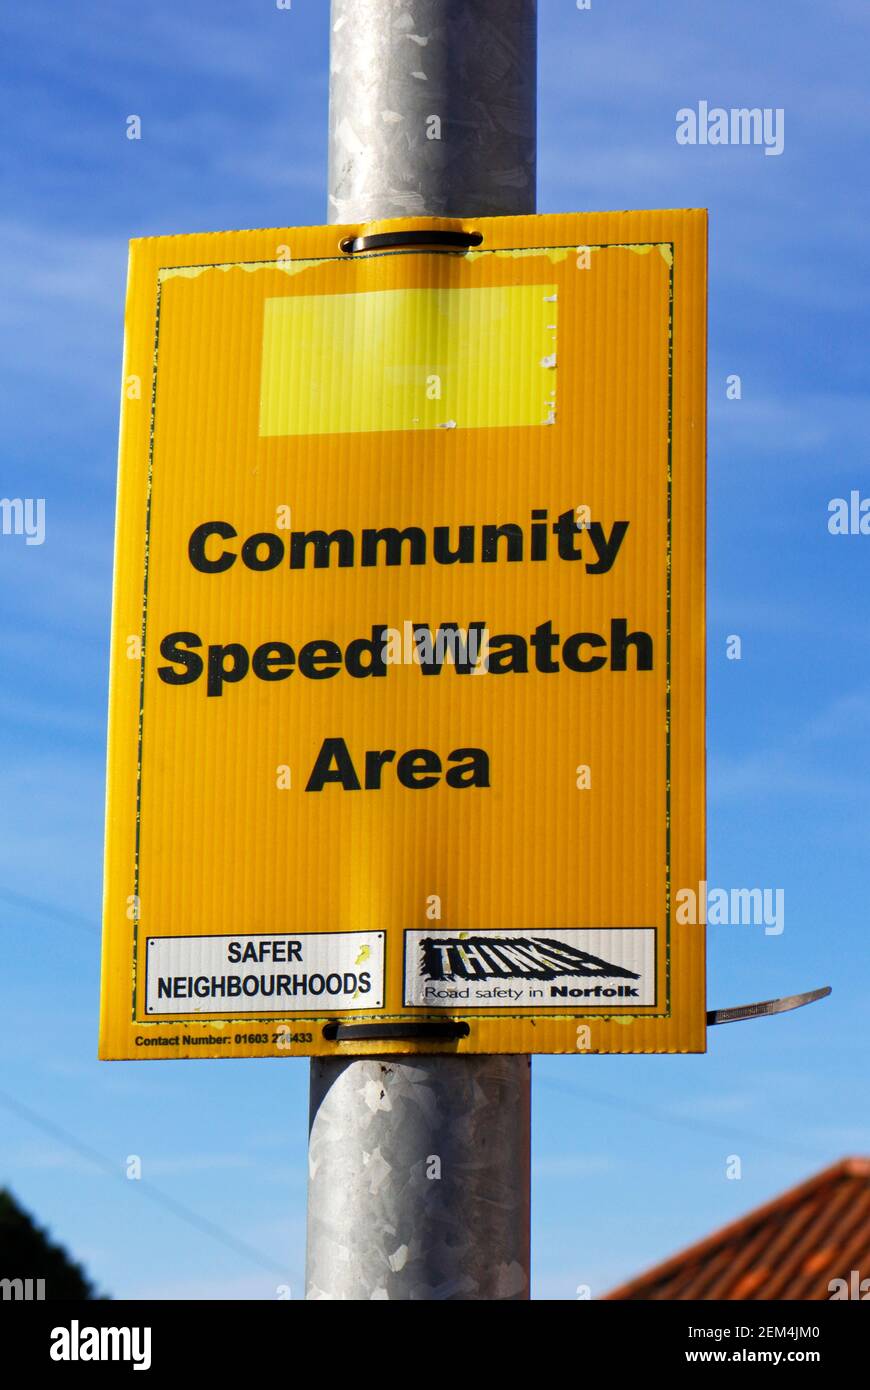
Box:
605;1158;870;1300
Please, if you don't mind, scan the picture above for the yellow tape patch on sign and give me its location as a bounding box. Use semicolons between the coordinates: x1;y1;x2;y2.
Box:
259;284;557;436
100;210;707;1061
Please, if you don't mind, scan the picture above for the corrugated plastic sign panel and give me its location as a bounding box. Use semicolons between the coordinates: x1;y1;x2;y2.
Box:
99;210;707;1059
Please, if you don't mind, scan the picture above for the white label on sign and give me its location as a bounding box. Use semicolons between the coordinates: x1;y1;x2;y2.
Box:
403;928;656;1008
144;931;384;1015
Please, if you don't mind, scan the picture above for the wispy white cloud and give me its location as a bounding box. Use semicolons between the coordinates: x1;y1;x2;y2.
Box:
710;682;870;805
0;219;126;397
709;389;870;460
532;1154;617;1180
130;1153;260;1177
128;1271;295;1301
711;749;832;802
666;1092;758;1121
806;690;870;740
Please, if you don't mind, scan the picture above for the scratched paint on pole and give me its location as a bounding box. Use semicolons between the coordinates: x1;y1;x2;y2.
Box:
99;210;707;1059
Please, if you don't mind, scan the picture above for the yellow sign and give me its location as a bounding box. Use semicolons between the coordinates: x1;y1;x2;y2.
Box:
100;210;707;1059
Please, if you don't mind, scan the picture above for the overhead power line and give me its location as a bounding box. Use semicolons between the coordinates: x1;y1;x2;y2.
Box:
0;1087;289;1280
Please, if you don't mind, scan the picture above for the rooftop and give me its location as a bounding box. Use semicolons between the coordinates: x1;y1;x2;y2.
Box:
605;1158;870;1300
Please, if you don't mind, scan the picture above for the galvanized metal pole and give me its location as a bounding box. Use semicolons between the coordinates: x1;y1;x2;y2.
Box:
305;0;536;1301
326;0;536;223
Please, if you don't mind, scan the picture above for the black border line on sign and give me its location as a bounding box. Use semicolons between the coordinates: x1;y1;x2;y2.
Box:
132;239;675;1029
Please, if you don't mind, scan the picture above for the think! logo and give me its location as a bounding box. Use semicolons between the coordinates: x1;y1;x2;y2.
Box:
419;936;640;983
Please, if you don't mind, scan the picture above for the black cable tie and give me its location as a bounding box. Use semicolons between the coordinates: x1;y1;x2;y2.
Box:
322;1020;470;1043
340;230;482;254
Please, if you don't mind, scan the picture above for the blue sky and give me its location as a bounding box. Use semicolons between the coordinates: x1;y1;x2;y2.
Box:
0;0;868;1299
